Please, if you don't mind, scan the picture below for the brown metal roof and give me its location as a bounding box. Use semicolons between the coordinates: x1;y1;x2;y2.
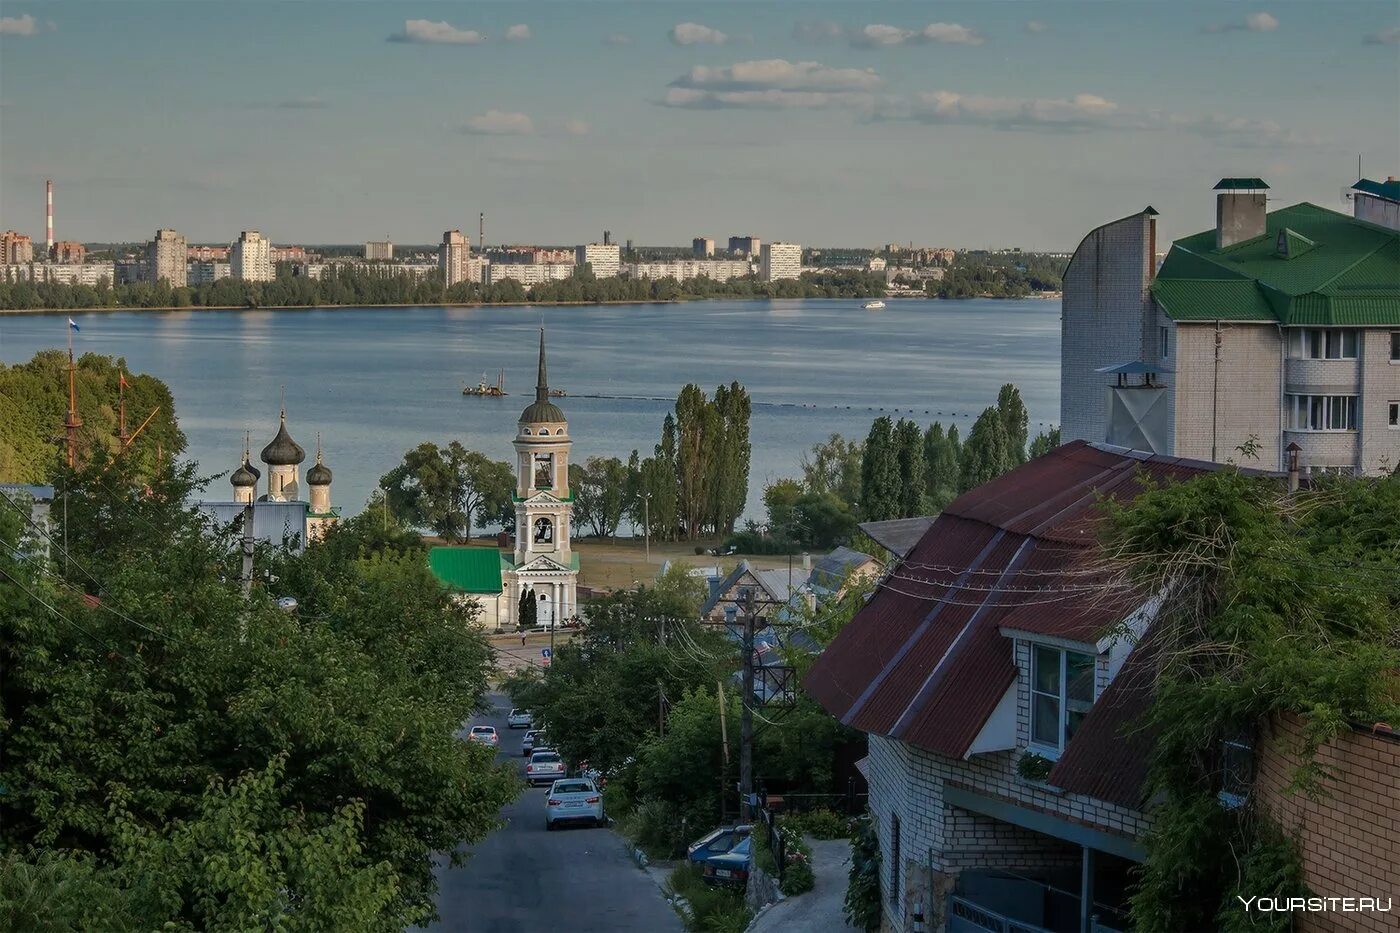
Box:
803;440;1233;761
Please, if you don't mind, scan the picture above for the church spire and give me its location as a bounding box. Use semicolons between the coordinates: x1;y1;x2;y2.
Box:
535;327;549;404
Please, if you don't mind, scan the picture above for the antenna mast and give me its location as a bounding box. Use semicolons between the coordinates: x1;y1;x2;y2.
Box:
64;322;81;467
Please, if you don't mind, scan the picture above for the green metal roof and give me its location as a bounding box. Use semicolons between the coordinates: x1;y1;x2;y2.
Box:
1353;178;1400;201
1151;202;1400;326
429;546;505;594
1214;177;1270;190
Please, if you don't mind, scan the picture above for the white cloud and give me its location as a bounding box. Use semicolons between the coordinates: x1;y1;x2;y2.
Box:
1363;24;1400;45
604;33;633;46
670;22;728;46
505;24;531;41
389;19;484;45
563;119;591;136
463;110;535;135
0;13;40;36
673;59;881;93
850;21;984;48
1025;21;1050;35
794;20;844;42
661;87;874;111
1203;11;1279;34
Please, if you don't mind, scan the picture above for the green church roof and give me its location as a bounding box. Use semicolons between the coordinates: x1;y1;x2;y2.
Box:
1151;202;1400;326
429;546;505;594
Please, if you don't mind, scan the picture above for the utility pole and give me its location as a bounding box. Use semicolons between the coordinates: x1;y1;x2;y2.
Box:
643;492;651;564
241;434;254;597
718;679;730;824
739;589;755;820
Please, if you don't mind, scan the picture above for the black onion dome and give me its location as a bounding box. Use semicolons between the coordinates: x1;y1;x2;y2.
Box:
231;458;260;488
519;327;566;424
307;460;332;486
261;414;305;465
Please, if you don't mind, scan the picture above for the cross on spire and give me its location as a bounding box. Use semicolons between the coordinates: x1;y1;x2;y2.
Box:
535;327;549;404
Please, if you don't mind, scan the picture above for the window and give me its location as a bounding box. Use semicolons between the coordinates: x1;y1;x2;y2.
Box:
533;452;554;490
533;516;553;544
1159;325;1170;360
1286;394;1358;432
1218;732;1255;809
1390;402;1399;429
1030;645;1095;754
1287;328;1359;360
1392;332;1400;362
889;813;901;907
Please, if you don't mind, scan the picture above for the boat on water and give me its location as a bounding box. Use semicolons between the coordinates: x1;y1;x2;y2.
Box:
464;371;508;397
863;300;886;310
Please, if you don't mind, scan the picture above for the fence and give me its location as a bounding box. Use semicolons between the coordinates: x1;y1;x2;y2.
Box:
757;806;786;888
756;778;869;816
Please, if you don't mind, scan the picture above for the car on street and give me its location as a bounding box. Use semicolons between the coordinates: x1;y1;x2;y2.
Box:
701;836;752;887
526;750;566;787
686;824;753;866
467;725;499;748
521;729;546;757
507;708;533;729
544;779;605;829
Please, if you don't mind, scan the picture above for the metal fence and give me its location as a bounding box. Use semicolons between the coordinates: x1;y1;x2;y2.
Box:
758;806;786;887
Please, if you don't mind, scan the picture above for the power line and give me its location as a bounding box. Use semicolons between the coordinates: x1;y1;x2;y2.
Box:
0;540;170;641
0;564;132;662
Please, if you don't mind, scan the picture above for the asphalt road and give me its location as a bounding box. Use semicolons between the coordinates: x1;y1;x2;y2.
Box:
430;695;684;933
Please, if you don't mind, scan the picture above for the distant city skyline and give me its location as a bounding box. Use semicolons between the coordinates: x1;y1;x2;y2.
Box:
1;1;1397;249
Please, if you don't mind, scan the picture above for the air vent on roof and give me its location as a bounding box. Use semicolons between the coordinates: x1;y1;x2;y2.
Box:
1275;228;1316;260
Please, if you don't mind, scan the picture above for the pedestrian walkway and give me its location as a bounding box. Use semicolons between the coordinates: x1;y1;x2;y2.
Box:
748;837;856;933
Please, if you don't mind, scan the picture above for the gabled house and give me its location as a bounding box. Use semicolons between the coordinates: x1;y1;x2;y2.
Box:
804;441;1253;933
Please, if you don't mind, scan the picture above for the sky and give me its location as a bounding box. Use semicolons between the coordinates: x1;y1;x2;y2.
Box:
1;1;1397;250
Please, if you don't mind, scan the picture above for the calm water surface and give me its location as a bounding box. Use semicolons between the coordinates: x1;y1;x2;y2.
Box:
0;299;1061;521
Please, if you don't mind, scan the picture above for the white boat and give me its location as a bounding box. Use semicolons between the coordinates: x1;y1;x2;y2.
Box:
863;300;886;310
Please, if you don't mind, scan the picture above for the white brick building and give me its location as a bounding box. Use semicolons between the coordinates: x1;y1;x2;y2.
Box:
759;241;801;282
488;263;575;287
574;242;621;278
231;230;273;282
625;259;752;282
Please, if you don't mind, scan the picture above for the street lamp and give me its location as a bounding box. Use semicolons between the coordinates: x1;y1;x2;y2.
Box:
542;591;553;658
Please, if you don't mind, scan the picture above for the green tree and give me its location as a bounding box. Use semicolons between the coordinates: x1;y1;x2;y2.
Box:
763;478;805;537
893;418;926;517
380;441;513;542
1028;426;1061;459
792;491;858;549
959;408;1013;493
571;456;632;538
800;433;862;507
996;383;1030;465
859;417;900;521
673;384;717;539
922;422;960;511
518;586;538;630
708;382;752;536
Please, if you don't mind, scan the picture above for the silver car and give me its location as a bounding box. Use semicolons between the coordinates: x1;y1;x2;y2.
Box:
526;750;566;787
545;779;604;829
521;729;546;757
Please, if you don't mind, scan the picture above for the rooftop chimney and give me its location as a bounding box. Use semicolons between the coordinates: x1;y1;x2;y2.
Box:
1214;178;1269;249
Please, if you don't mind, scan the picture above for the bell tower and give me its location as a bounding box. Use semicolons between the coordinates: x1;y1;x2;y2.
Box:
507;329;577;628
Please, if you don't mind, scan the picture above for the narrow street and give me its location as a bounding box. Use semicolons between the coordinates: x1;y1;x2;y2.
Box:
431;694;683;933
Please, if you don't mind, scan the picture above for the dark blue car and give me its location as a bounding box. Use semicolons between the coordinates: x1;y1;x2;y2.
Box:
686;824;753;870
700;836;751;887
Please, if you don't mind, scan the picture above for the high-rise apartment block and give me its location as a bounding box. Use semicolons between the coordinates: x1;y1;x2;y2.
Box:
146;229;188;287
627;259;752;282
575;243;621;278
488;263;574;287
365;240;394;261
231;230;273;282
728;235;761;258
50;241;86;264
1;230;34;265
759;242;802;282
693;237;715;258
1061;176;1400;476
440;230;473;287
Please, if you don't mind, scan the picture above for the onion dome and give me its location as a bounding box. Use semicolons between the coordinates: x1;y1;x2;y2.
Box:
519;328;566;424
307;437;332;486
231;433;261;488
260;409;306;466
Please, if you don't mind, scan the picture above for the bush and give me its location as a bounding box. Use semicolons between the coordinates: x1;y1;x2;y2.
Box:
844;816;881;931
783;808;851;840
664;864;750;933
626;799;689;859
755;823;815;896
1016;751;1053;782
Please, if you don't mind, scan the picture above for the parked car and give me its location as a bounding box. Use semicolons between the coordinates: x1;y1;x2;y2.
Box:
701;836;752;887
526;750;566;787
544;779;605;829
686;824;753;866
521;729;546;757
507;708;533;729
467;725;499;747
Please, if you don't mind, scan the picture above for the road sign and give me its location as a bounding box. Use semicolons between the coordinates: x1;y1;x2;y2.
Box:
541;647;552;659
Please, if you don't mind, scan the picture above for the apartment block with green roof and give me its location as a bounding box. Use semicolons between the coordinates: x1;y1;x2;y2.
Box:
1061;177;1400;475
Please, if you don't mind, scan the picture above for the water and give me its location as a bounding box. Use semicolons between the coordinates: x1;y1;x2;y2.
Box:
0;299;1061;522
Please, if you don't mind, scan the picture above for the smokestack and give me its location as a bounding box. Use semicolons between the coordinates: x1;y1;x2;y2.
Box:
1214;177;1268;249
45;180;54;252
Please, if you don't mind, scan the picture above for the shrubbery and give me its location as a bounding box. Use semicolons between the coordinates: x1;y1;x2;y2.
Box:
844;816;881;932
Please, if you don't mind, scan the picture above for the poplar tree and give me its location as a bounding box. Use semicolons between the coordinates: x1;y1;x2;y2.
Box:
859;416;901;522
959;408;1013;492
894;418;926;518
996;383;1030;465
923;422;961;510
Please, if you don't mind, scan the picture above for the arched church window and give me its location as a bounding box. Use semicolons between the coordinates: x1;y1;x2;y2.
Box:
538;429;550;436
533;452;554;490
533;516;554;544
522;428;532;435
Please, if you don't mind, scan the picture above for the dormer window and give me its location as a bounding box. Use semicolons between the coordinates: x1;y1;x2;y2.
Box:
1030;645;1094;756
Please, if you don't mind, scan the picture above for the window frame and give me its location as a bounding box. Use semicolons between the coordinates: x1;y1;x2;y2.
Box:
888;813;901;907
1389;401;1399;429
1391;332;1400;363
1287;327;1360;361
1217;731;1256;809
1285;393;1358;432
1159;325;1170;361
1028;644;1096;758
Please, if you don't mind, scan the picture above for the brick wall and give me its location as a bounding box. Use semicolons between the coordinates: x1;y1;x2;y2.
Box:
1254;713;1399;933
1173;322;1284;468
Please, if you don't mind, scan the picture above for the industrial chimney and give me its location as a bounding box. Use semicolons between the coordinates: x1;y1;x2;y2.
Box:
1214;177;1268;249
45;180;54;252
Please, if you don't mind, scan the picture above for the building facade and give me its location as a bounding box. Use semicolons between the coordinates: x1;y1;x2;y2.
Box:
1;230;34;265
693;236;715;258
188;261;231;285
728;235;761;258
487;262;574;287
1061;177;1400;476
22;262;116;286
575;242;621;278
50;240;86;264
146;228;187;287
439;229;473;287
364;240;394;261
503;330;579;628
626;259;752;282
759;241;802;282
231;230;274;282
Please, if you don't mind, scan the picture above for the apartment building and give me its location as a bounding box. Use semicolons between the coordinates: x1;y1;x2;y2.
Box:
188;261;231;285
1;230;34;265
50;241;86;264
728;235;761;258
574;242;621;278
146;228;187;287
14;262;116;286
364;240;394;261
439;229;474;287
693;236;714;258
231;230;274;282
1061;177;1400;476
759;241;802;282
487;263;574;287
626;259;752;282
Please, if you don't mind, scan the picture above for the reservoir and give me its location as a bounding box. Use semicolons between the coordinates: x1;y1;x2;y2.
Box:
0;298;1061;522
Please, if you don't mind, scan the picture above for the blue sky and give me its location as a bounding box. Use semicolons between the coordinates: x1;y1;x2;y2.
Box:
1;1;1397;249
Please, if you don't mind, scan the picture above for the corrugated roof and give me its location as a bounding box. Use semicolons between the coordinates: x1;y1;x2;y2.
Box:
1151;202;1400;326
803;441;1234;762
1352;177;1400;202
429;546;505;594
858;517;935;559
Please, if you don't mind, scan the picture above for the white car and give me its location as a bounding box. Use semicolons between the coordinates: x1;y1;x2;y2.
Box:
467;725;499;747
526;750;566;787
507;708;533;729
545;779;605;830
521;729;546;757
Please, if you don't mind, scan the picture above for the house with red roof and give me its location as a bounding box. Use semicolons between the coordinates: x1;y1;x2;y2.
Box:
803;440;1249;933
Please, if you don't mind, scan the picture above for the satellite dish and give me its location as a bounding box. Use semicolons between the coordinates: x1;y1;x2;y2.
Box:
277;596;298;612
1340;186;1356;205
